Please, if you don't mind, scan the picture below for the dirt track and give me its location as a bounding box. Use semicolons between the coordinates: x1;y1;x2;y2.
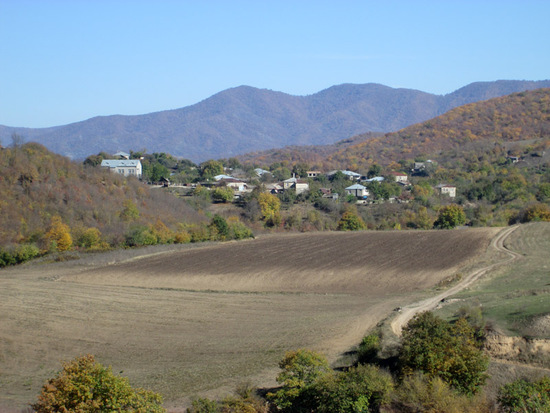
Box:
390;225;522;335
0;228;499;411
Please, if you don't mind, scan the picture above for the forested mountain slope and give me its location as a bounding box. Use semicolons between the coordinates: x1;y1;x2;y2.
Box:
1;80;549;162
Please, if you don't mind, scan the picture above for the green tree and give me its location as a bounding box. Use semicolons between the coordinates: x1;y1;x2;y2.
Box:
268;349;331;412
313;364;393;413
498;376;550;413
32;354;166;412
433;204;466;229
200;160;224;180
120;199;140;222
209;214;229;240
399;312;488;395
212;186;234;203
367;164;382;178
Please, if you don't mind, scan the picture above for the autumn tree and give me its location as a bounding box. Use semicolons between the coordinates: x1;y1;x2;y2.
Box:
44;215;73;251
32;354;166;412
337;208;366;231
257;192;281;227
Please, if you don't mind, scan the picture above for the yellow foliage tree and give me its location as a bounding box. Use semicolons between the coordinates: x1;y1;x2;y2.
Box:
44;216;72;251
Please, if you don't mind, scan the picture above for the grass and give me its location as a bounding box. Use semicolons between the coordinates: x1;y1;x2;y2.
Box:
433;222;550;339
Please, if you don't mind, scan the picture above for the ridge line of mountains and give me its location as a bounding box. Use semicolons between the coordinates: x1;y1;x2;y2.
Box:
1;79;549;162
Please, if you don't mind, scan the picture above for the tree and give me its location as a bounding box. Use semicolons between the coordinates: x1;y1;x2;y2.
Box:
268;349;331;412
32;354;166;412
44;215;73;251
257;192;281;227
367;164;382;179
120;199;140;222
337;210;366;231
399;312;488;395
433;204;466;229
313;364;393;413
212;186;234;203
209;214;229;240
200;160;224;180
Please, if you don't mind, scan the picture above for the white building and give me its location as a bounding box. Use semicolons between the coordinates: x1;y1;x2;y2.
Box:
101;159;142;178
435;184;456;198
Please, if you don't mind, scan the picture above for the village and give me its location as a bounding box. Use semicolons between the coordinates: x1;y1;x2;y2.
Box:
99;151;458;206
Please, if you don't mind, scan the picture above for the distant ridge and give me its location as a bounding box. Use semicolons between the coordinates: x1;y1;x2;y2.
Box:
1;80;549;162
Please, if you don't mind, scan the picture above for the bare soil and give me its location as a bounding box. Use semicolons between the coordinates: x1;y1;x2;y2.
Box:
0;228;498;411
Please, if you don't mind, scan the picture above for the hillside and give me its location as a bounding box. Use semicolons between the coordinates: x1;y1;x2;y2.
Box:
327;88;550;170
0;143;203;251
1;80;549;162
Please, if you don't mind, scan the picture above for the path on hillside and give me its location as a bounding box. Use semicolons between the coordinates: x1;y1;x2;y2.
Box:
390;225;522;336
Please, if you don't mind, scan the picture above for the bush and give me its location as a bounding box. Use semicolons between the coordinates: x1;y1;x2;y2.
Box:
31;354;166;412
125;225;158;247
399;312;489;395
313;364;393;413
498;376;550;412
0;244;40;267
357;333;381;364
391;373;493;413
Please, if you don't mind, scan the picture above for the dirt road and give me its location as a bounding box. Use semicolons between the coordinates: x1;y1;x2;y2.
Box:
390;225;522;336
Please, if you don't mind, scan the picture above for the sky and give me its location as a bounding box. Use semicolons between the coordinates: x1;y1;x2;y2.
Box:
1;0;549;128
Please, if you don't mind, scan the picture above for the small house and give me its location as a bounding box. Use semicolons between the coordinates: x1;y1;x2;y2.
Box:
389;171;408;183
307;170;321;178
435;184;456;198
345;183;369;198
283;177;309;194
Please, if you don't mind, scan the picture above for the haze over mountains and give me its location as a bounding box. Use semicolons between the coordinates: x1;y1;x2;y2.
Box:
1;80;549;162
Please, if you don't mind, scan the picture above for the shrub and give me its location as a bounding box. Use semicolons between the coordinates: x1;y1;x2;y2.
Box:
391;373;493;413
357;333;381;364
209;214;230;240
498;376;550;412
31;354;166;412
313;364;393;413
76;227;102;249
125;225;158;247
187;397;219;413
0;243;40;267
399;312;489;395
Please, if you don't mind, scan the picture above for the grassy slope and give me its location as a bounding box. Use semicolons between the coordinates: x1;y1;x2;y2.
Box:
434;222;550;339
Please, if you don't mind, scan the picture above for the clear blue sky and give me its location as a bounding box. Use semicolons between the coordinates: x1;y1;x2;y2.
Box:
1;0;549;128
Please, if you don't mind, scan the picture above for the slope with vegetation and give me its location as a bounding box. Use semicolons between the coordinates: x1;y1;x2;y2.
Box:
2;80;549;161
0;142;253;267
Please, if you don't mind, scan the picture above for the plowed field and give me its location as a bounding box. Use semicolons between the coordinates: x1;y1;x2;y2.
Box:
0;228;499;411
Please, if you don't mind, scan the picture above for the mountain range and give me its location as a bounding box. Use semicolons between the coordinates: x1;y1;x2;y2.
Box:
1;80;549;162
